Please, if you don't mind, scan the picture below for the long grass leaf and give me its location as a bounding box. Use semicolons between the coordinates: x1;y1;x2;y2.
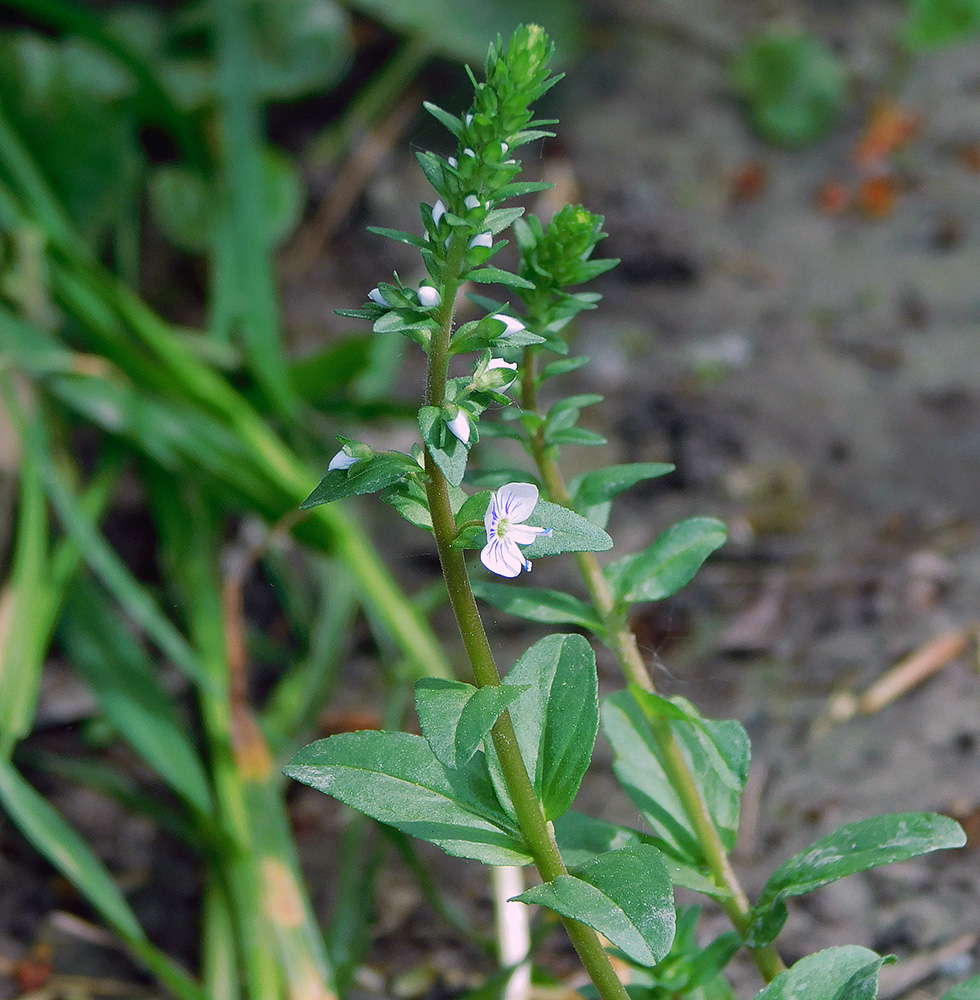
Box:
214;0;296;416
0;382;211;689
0;421;49;755
0;758;207;1000
60;576;214;814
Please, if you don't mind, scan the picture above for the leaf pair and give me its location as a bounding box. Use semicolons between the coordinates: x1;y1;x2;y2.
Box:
284;633;599;863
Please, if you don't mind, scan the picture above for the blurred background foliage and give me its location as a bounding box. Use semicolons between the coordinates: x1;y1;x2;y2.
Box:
0;0;978;996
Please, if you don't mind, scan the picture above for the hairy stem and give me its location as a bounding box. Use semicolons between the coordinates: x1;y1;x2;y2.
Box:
522;348;785;982
420;250;631;1000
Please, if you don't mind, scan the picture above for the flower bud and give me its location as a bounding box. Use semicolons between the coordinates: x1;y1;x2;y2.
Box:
469;232;493;250
490;313;526;337
417;285;441;308
368;288;390;307
446;410;471;444
328;450;359;471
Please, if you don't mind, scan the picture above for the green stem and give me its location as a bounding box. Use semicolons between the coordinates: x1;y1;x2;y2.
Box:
419;255;631;1000
521;349;786;983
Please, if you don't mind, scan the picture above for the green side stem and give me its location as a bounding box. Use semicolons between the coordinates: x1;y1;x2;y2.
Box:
418;243;631;1000
521;348;786;983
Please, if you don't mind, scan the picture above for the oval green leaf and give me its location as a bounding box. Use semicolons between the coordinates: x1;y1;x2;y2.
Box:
514;845;675;967
284;731;531;866
605;517;726;605
754;946;892;1000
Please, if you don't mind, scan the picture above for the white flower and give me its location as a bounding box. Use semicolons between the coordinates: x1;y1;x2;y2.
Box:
481;483;551;578
486;357;518;388
446;410;470;444
418;286;441;308
368;287;390;307
491;313;526;337
328;449;359;472
469;232;493;250
463;194;481;211
431;200;446;228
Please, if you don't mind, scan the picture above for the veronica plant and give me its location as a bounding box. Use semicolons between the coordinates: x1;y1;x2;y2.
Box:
287;26;969;1000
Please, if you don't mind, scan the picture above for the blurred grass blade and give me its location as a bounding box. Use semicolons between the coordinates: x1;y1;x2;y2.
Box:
0;381;211;689
0;421;48;757
153;486;336;999
202;876;243;1000
0;436;121;757
0;757;207;1000
214;0;296;416
262;557;358;748
59;576;214;814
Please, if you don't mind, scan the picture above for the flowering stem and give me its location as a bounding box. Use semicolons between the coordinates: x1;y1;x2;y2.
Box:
421;259;631;1000
521;348;786;983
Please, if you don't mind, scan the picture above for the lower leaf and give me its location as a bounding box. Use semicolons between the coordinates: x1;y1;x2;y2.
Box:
284;731;531;866
513;845;675;967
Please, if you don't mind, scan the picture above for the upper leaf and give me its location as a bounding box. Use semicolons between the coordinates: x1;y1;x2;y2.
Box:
470;580;605;633
300;453;418;508
605;517;727;605
414;678;530;770
514;845;675;967
749;812;966;946
284;731;531;865
419;407;469;488
569;462;675;528
488;634;599;821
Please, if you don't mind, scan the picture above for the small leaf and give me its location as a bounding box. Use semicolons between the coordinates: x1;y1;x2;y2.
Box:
753;947;892;1000
422;100;463;136
548;427;607;446
569;462;675;528
514;845;675;967
750;813;966;946
470;580;605;633
284;731;531;866
605;517;727;605
300;453;417;508
488;635;598;821
521;500;613;558
602;690;750;865
414;678;529;769
571;462;675;510
418;407;468;488
467;267;535;289
367;226;429;249
552;812;728;899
